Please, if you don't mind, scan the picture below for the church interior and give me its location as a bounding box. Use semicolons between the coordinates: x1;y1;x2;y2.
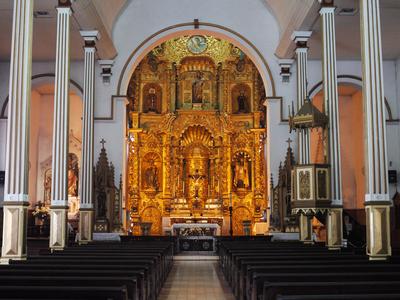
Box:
0;0;400;299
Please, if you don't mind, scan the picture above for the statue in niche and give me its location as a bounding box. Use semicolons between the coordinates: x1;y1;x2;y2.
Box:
148;53;158;73
232;84;250;114
146;88;158;113
237;90;247;113
97;189;107;218
189;169;206;198
43;169;52;205
192;71;204;103
144;159;159;190
67;153;79;197
234;155;250;189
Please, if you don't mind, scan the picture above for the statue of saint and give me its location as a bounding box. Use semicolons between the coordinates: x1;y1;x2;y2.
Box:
147;88;158;113
145;160;159;190
234;157;250;189
192;71;204;103
43;171;51;205
97;189;107;218
237;90;247;113
67;155;79;197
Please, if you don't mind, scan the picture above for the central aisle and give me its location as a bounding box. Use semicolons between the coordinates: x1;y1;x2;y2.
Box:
159;260;235;300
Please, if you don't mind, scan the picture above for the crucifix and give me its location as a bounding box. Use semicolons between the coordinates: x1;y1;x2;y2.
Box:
100;138;106;149
286;138;293;149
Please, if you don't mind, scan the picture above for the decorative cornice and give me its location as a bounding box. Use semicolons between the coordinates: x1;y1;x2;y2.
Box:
80;30;100;48
291;31;312;49
58;0;73;7
319;0;335;7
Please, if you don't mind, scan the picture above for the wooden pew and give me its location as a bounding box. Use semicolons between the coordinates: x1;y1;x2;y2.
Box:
266;281;400;300
0;285;129;300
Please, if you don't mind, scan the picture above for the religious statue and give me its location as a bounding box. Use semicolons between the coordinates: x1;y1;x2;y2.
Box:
43;169;51;205
189;169;206;198
144;160;159;190
97;189;107;218
234;156;250;189
146;88;158;113
237;90;247;113
67;153;79;197
192;71;204;103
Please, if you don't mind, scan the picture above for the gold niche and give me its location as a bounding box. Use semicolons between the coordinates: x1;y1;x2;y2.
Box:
126;35;267;235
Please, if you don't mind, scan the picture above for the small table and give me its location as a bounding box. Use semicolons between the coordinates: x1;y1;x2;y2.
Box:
172;223;220;252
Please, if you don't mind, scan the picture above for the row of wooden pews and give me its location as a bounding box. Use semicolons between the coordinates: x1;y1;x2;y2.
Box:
0;240;173;300
218;239;400;300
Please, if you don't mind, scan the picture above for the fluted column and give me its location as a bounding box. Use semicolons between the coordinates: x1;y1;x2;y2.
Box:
78;31;99;244
299;214;313;244
360;0;391;260
319;0;343;250
1;0;33;263
292;31;313;244
49;1;73;250
292;31;312;165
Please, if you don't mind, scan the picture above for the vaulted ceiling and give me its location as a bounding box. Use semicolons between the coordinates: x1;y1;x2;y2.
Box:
0;0;399;61
0;0;126;60
266;0;400;60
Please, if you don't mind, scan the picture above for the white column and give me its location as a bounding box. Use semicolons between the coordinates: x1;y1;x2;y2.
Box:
1;0;34;263
292;31;312;164
360;0;391;260
49;1;73;250
292;31;313;244
319;1;343;249
78;31;100;244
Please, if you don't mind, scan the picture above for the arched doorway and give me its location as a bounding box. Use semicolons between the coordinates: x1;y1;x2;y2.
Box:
26;81;83;236
311;83;366;241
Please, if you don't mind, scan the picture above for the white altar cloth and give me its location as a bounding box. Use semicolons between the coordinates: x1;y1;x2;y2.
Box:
171;223;221;236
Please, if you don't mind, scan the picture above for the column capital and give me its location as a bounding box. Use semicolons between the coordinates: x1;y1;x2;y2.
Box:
80;30;101;48
278;59;294;83
319;5;336;14
291;31;312;48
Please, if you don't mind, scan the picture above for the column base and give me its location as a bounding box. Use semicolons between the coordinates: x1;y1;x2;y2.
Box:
299;213;313;244
326;208;343;250
79;208;94;244
365;203;391;260
1;201;29;264
49;206;69;251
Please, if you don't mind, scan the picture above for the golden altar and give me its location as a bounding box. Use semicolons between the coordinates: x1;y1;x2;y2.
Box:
125;35;268;235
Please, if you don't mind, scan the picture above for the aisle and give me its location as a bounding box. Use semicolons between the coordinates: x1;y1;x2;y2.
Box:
159;260;235;300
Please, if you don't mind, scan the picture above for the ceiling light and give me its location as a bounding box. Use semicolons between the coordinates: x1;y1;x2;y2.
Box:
33;11;52;19
338;8;358;16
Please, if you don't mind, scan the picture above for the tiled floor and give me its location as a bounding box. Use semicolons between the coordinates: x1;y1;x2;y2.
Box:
159;260;235;300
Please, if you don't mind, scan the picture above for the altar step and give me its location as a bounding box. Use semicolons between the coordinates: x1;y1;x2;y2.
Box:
175;251;218;261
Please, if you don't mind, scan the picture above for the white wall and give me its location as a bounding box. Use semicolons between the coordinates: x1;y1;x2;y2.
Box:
308;59;400;198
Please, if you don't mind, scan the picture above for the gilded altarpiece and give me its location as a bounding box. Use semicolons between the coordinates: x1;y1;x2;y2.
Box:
126;35;268;235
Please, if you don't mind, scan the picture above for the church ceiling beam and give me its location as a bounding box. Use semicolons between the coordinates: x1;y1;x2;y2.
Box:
270;0;320;59
72;0;120;59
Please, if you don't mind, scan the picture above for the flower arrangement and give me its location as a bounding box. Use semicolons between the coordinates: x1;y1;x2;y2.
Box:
32;202;49;220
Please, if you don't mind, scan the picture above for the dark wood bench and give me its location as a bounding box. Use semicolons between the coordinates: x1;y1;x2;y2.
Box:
252;273;400;300
266;281;400;300
0;285;129;300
